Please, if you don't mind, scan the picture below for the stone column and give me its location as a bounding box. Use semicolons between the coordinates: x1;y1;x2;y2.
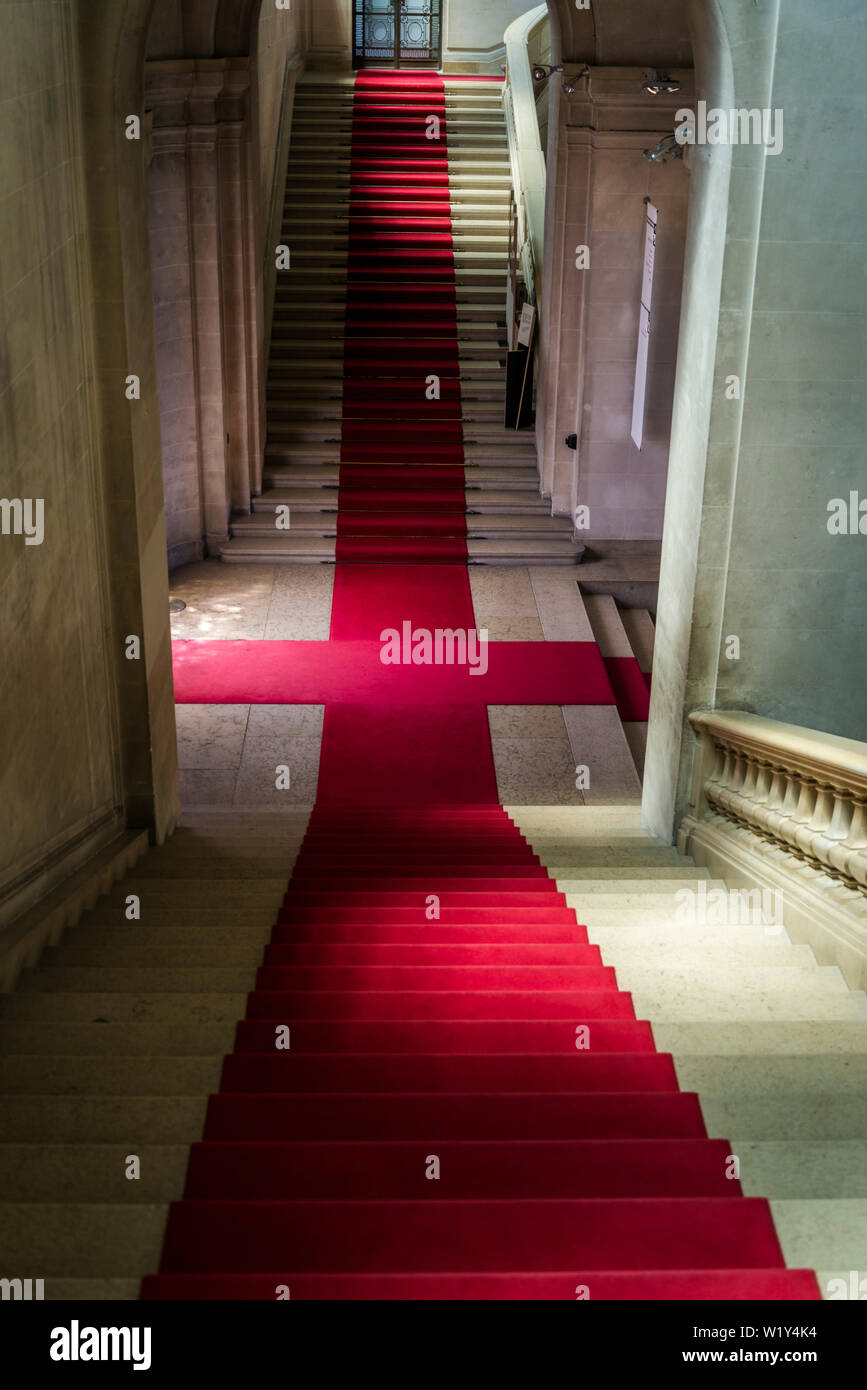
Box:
145;59;258;566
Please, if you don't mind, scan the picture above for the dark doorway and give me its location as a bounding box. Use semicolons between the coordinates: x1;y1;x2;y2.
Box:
353;0;443;69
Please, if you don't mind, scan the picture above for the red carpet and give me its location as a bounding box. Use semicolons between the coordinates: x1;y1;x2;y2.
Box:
172;639;614;706
149;73;818;1300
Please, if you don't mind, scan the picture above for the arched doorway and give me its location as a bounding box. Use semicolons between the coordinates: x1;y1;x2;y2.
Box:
353;0;444;69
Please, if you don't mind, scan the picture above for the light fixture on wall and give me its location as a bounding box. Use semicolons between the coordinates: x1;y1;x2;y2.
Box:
643;68;681;95
642;133;686;163
532;63;562;82
561;65;590;96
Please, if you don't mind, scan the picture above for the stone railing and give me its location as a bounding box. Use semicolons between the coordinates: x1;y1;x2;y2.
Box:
502;4;549;316
687;711;867;891
680;710;867;987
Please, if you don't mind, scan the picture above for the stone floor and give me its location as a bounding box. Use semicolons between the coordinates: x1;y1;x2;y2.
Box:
169;560;644;809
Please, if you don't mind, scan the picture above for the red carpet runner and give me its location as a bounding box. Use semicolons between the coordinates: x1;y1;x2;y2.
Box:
144;72;817;1300
324;67;492;801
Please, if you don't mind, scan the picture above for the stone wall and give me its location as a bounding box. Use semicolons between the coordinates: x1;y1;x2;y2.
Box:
1;0;182;936
645;0;867;840
537;70;691;529
144;1;308;568
0;0;125;931
443;0;532;71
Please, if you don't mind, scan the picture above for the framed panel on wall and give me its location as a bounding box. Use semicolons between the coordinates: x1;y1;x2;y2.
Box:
353;0;443;69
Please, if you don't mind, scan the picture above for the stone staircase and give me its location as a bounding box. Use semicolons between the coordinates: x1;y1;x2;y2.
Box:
0;813;307;1299
221;76;580;566
582;591;653;778
1;806;864;1297
512;807;867;1292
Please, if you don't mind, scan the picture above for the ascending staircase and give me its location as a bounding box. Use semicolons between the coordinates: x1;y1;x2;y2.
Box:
221;75;581;565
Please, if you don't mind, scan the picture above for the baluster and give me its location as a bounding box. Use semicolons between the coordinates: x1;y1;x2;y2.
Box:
777;778;817;860
833;799;867;889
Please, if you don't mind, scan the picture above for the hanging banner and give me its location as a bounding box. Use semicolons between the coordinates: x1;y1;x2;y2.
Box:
517;302;537;348
630;201;658;450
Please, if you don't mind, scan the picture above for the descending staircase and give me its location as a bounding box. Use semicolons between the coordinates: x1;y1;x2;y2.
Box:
2;808;864;1297
583;593;654;778
221;75;581;566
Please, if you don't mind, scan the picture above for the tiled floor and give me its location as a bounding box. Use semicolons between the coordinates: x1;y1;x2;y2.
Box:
169;560;642;808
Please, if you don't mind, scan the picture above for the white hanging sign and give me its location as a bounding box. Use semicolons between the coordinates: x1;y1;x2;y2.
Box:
517;302;537;348
630;202;658;450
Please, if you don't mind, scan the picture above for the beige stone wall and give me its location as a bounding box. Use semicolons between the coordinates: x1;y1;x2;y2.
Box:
309;0;532;72
536;73;691;528
708;0;867;742
306;0;352;69
253;0;308;387
256;1;307;217
443;0;531;70
0;1;121;929
577;143;688;539
144;4;309;567
646;0;867;840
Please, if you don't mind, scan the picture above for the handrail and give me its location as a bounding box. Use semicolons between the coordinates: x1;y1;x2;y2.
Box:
687;710;867;892
502;4;549;317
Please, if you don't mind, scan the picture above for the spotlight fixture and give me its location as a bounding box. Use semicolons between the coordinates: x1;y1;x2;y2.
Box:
642;133;686;163
643;68;681;95
561;65;590;96
532;63;563;82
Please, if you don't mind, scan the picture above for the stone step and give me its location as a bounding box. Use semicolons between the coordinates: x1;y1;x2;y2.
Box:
281;231;511;250
251;489;546;514
263;464;539;490
618;607;655;674
229;512;573;540
535;843;685;865
261;445;536;468
616;965;852;1001
630;985;866;1023
97;881;287;904
289;142;509;160
264;424;531;446
0;1146;190;1202
82;907;282;929
266;406;507;427
0;993;250;1024
770;1197;867;1274
0;1204;170;1276
598;937;817;969
0;1055;222;1095
283;194;511;211
0;1021;240;1056
281;267;511;286
285;169;512;188
218;535;583;566
736;1142;867;1199
16;967;258;994
701;1095;867;1140
654;1021;867;1055
676;1054;867;1097
42;943;267;968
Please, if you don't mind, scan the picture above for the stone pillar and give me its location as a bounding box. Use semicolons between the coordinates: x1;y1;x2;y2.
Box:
145;59;259;567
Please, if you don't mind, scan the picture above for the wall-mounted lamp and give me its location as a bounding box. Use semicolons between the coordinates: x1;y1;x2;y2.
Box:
642;133;686;163
642;68;681;95
532;63;562;82
561;65;590;96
